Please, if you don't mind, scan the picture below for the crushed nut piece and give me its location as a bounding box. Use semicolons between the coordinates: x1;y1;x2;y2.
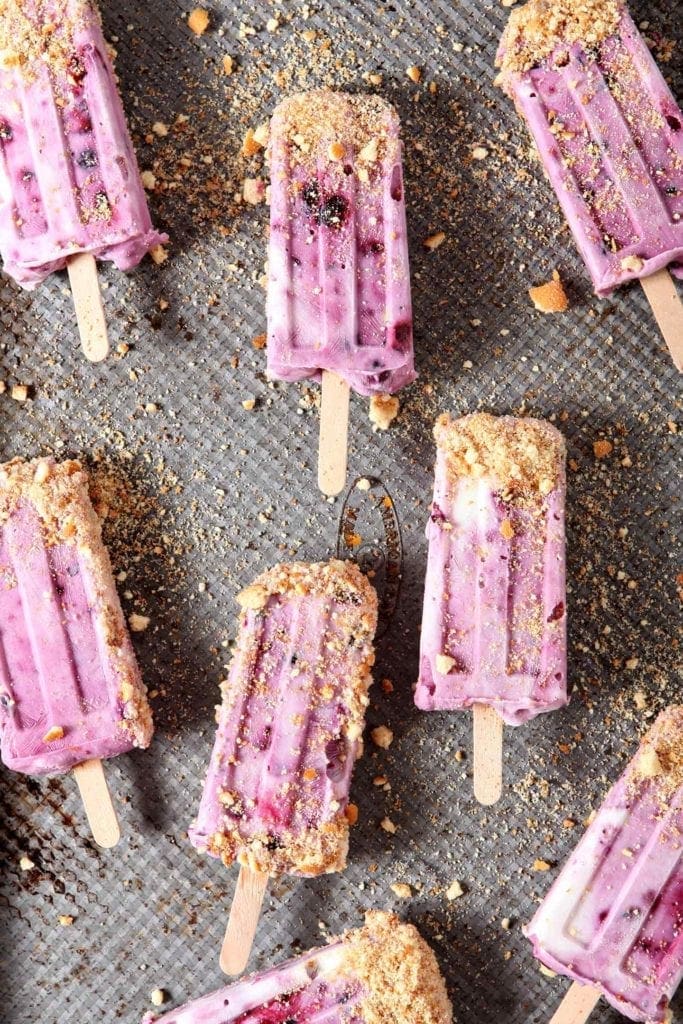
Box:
188;8;210;35
371;725;393;749
446;880;464;900
593;439;613;459
150;989;167;1007
435;654;455;674
42;726;64;743
381;817;397;834
369;394;400;431
529;270;569;313
423;231;446;251
390;883;413;899
129;613;151;633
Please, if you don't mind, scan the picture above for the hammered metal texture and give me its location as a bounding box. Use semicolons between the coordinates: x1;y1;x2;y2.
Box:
0;1;681;1022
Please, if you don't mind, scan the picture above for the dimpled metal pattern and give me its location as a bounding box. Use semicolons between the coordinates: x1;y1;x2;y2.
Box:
0;0;681;1023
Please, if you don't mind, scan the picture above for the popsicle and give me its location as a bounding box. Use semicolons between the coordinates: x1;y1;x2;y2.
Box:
142;910;453;1024
0;457;154;847
496;0;683;370
189;559;378;974
526;706;683;1024
267;90;414;495
414;413;568;805
0;0;168;360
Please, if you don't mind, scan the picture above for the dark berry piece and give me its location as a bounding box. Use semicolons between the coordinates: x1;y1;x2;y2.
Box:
318;194;347;228
666;115;681;131
67;54;87;85
547;601;565;622
77;148;98;168
0;121;13;141
301;180;320;210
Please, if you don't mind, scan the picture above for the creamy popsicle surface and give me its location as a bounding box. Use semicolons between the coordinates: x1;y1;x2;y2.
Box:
415;413;567;726
267;90;414;396
496;0;683;296
189;560;377;877
142;910;453;1024
0;458;153;774
526;706;683;1023
0;0;167;289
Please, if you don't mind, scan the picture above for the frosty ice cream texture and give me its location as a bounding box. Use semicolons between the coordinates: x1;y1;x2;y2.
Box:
415;413;567;726
142;911;452;1024
526;706;683;1023
267;90;415;396
189;559;378;877
496;0;683;296
0;457;153;774
0;0;166;289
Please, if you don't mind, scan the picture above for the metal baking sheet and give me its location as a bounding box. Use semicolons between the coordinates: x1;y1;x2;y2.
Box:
0;0;681;1022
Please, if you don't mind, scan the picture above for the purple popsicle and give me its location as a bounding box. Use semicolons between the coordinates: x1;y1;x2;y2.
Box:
415;412;567;727
266;90;414;397
496;0;683;296
526;706;683;1024
0;0;167;289
189;559;377;877
142;911;453;1024
0;457;153;775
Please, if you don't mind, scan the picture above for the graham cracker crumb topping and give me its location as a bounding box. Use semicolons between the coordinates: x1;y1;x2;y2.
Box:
343;911;453;1024
0;0;100;78
435;412;566;498
630;706;683;799
270;90;399;170
497;0;622;75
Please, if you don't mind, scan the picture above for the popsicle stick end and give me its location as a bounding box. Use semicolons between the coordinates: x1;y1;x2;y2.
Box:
73;758;121;848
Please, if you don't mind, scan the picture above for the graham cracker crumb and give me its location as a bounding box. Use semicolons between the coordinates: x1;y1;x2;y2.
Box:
529;270;569;313
435;412;565;498
343;911;453;1024
497;0;621;75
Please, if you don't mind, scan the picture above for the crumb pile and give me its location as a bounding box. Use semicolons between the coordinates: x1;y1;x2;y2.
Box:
435;412;565;498
497;0;622;74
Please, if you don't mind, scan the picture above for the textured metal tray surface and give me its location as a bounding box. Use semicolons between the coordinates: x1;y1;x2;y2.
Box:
0;0;681;1022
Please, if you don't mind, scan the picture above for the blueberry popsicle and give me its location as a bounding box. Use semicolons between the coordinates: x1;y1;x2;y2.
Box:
414;413;567;804
189;559;378;973
496;0;683;370
142;911;452;1024
0;457;153;846
267;90;414;495
0;0;168;359
526;706;683;1024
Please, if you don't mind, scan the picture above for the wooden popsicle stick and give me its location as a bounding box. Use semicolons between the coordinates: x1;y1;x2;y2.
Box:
473;704;503;806
318;370;350;497
73;758;121;849
220;867;269;976
548;982;602;1024
640;269;683;372
67;252;109;363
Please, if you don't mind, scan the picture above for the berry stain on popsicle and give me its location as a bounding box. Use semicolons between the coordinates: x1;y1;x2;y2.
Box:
0;0;168;360
266;91;414;496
